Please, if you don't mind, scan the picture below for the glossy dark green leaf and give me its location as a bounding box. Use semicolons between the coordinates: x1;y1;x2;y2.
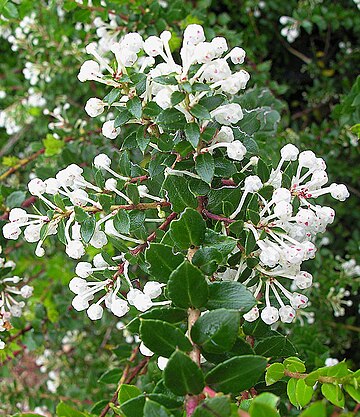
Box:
143;399;173;417
169;208;206;249
126;96;142;119
118;384;142;404
185;122;201;148
139;319;192;357
191;309;240;353
145;243;184;283
80;215;96;243
162;175;198;213
195;153;215;184
193;396;231;417
190;104;211;120
168;261;208;308
207;282;256;312
157;108;186;131
255;335;297;358
164;350;205;396
205;355;267;394
114;107;132;127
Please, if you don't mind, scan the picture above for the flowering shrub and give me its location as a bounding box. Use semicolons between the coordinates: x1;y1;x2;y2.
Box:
0;1;359;417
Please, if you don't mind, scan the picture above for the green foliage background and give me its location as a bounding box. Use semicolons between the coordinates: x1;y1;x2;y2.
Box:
0;0;359;415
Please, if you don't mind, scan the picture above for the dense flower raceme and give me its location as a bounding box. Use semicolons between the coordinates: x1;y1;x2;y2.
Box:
78;24;249;139
0;246;33;349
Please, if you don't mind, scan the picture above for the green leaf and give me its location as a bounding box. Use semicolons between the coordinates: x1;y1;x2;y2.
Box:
164;350;205;396
265;363;285;386
283;357;306;373
249;393;280;417
287;378;298;408
169;208;206;249
344;384;360;403
193;396;231;417
114;210;130;234
140;307;187;323
185;123;201;148
114;107;132;127
2;1;18;18
195;153;215;184
321;383;345;408
145;243;184;283
190;104;211;120
163;175;197;213
299;402;326;417
43;134;64;156
120;395;146;417
126;96;142;119
103;89;121;105
144;399;172;417
171;91;186;106
157;108;186;131
205;355;267;394
153;75;178;85
139;319;192;357
56;402;86;417
6;190;26;209
98;368;122;384
168;261;209;309
255;335;297;358
207;282;256;312
191;309;240;353
80;215;96;243
295;379;313;408
118;384;142;404
74;206;89;223
136;125;150;153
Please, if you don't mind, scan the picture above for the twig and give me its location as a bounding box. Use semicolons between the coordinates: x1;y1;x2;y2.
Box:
202;209;236;224
0;136;76;182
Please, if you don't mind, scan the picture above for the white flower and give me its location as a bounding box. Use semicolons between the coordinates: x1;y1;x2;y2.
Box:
143;281;164;299
279;305;296;323
215;126;234;143
144;36;163;57
260;247;280;268
290;293;308;309
85;98;106;117
295;271;313;289
3;223;22;240
24;223;42;243
69;277;88;294
8;208;28;223
75;262;93;278
229;47;246;64
154;88;173;109
110;298;129;317
66;240;85;259
89;229;108;249
212;103;243;125
28;178;46;195
244;176;262;192
157;356;169;370
94;153;111;169
0;340;5;349
87;304;103;320
133;292;153;312
102;120;121;139
325;358;339;367
243;306;259;322
330;184;350;201
139;342;154;357
121;32;143;53
226;140;247;161
183;24;205;45
78;60;101;82
261;306;279;325
20;285;33;298
280;144;299;161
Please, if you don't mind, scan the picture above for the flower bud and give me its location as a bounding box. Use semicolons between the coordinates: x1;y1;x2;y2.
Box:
143;281;164;299
102;120;120;139
87;303;103;320
261;306;279;325
279;305;296;323
85;98;106;118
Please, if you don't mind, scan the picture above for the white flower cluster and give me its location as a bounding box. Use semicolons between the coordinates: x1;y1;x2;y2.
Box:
220;144;350;325
327;287;353;317
1;13;37;52
0;247;33;350
79;24;249;139
69;255;169;320
35;348;60;393
279;16;300;43
2;154;165;259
